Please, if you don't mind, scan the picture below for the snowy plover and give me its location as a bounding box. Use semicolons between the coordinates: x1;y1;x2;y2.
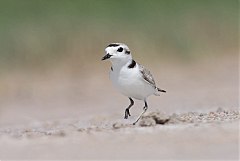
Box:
102;43;166;125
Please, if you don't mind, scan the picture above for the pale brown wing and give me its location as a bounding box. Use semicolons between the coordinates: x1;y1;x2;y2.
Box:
138;64;157;88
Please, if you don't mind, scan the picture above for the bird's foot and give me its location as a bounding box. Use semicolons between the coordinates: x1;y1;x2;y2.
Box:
124;109;131;119
143;106;148;111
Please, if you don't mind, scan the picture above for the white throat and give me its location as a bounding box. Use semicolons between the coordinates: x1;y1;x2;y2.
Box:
110;58;132;70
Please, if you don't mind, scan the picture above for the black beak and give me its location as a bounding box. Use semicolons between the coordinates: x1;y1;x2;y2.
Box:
101;53;112;60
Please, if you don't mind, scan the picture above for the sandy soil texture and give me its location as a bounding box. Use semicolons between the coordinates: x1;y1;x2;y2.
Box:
0;108;239;160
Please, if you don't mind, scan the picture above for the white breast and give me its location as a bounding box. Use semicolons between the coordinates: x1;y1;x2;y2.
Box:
110;64;155;100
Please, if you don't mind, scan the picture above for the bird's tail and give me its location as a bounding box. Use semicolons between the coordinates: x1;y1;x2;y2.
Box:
154;87;166;96
157;87;166;93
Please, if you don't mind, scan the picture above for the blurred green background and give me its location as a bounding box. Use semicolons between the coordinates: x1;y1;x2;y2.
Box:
0;0;238;72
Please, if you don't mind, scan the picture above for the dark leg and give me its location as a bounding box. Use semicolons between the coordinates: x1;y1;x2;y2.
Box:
143;101;148;111
133;100;148;125
124;97;134;119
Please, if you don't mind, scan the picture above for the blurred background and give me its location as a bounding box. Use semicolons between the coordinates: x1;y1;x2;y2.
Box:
0;0;238;127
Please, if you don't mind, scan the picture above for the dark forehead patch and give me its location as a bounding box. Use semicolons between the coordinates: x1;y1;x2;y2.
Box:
107;43;119;47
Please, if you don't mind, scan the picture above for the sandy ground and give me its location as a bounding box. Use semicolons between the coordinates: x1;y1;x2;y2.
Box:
0;55;239;160
0;108;239;160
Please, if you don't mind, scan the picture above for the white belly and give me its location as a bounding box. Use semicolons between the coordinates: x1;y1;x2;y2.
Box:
110;67;155;100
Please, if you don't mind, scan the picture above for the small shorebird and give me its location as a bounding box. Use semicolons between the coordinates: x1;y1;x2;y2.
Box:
102;43;166;125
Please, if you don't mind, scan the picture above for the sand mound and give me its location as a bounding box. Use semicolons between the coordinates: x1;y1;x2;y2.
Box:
139;107;239;126
0;108;239;138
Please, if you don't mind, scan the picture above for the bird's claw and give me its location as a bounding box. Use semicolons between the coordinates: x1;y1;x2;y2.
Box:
124;109;131;119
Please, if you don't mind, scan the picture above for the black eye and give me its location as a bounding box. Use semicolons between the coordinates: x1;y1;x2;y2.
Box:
125;50;130;55
117;47;123;52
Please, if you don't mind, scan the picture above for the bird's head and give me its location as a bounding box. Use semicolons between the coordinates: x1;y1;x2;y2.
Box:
102;43;132;65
